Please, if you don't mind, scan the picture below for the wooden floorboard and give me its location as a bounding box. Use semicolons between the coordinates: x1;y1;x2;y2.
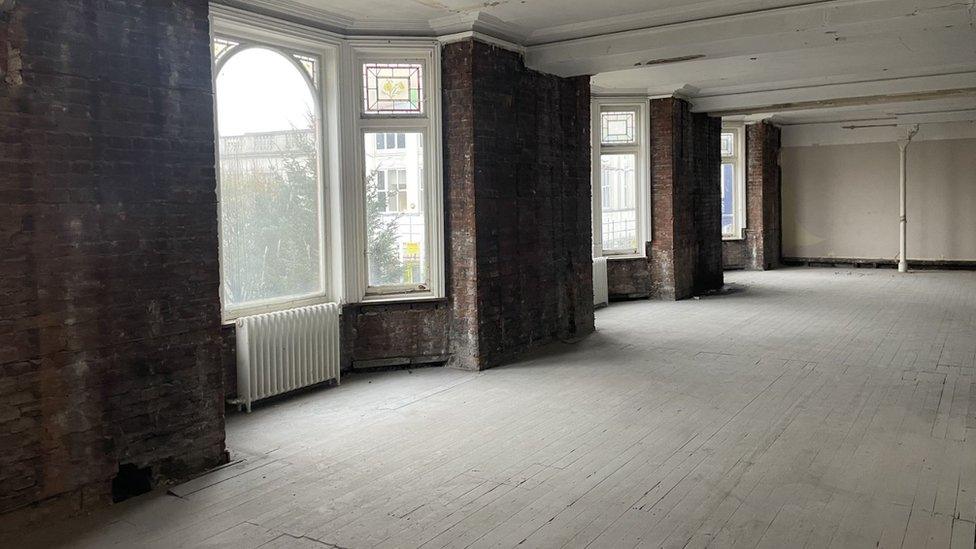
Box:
11;267;976;549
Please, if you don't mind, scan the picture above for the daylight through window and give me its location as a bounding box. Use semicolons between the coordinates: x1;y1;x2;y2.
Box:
593;103;646;256
215;43;324;316
359;53;438;296
721;126;744;239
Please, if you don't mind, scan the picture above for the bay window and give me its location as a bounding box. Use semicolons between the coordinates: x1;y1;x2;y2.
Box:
591;99;649;257
211;11;443;320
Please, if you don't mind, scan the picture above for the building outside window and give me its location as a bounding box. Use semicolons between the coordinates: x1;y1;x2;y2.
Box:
376;132;406;150
591;100;648;257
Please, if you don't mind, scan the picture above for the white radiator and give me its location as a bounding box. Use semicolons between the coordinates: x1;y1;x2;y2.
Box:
593;256;609;308
234;303;341;412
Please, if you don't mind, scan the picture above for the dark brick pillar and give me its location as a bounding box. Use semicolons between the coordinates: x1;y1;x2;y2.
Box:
648;97;723;299
442;40;481;370
1;0;226;522
442;39;594;371
744;122;782;270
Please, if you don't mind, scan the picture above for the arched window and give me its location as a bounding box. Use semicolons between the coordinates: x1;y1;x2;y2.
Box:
214;42;325;317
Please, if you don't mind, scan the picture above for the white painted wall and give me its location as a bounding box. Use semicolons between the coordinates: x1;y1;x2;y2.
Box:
782;123;976;261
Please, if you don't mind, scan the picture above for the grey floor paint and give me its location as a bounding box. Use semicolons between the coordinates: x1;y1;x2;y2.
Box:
12;268;976;548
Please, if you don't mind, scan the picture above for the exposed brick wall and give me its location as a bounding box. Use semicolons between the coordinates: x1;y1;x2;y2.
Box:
340;302;451;369
443;39;594;370
646;97;723;300
442;40;480;369
607;257;652;299
722;240;748;269
721;122;782;271
744;122;782;270
691;110;724;290
1;0;226;522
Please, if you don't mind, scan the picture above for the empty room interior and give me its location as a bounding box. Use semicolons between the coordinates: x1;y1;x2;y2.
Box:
3;0;976;547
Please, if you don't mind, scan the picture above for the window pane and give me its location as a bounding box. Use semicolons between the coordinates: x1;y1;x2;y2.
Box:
216;46;323;310
721;132;735;157
601;111;636;144
721;162;735;236
601;154;638;252
365;132;426;287
363;63;424;114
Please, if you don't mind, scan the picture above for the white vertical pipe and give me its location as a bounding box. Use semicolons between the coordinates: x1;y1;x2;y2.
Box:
898;139;908;273
897;125;919;273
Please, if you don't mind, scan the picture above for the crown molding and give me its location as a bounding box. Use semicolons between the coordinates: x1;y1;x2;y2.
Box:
213;0;355;33
437;32;525;56
429;12;529;45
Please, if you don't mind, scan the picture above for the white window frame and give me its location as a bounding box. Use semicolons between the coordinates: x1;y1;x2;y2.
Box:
591;97;650;258
210;10;344;323
210;7;444;322
349;41;444;302
721;123;746;240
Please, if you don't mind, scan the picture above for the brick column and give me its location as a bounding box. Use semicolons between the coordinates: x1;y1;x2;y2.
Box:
744;122;782;270
648;97;723;299
442;39;594;371
1;0;226;520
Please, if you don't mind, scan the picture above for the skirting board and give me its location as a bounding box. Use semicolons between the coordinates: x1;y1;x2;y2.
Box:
782;257;976;271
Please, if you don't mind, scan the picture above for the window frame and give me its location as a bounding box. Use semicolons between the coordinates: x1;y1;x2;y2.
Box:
591;98;650;258
721;123;747;240
210;14;343;323
211;9;445;321
350;41;444;302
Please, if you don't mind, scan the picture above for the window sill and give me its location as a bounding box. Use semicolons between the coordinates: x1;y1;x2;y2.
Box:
359;292;445;305
722;236;746;242
602;253;646;261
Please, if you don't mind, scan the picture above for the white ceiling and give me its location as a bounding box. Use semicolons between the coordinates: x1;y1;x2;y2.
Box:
223;0;976;125
227;0;819;43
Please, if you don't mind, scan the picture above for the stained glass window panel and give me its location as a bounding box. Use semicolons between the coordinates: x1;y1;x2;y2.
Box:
294;53;318;83
601;111;636;144
721;132;735;157
363;63;424;114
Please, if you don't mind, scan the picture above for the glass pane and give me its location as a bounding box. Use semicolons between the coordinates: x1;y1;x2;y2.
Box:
722;162;735;236
721;132;735;157
216;47;323;309
601;111;636;144
365;132;426;287
294;53;317;82
600;154;638;252
363;63;424;114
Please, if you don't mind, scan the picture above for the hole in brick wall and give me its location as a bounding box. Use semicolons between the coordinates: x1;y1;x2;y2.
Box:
112;463;153;503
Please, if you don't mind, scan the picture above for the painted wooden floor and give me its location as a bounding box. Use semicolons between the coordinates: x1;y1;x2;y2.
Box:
13;268;976;548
